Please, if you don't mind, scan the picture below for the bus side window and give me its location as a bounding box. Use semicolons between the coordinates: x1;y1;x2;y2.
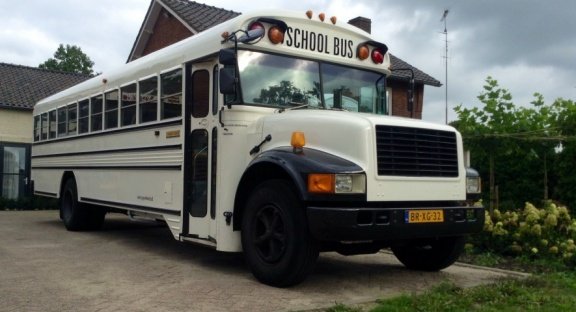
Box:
121;84;137;126
78;99;90;134
40;113;48;140
192;70;209;118
57;107;67;137
139;76;158;123
91;95;103;132
67;103;77;136
105;90;119;129
161;69;182;119
48;110;57;139
33;115;41;142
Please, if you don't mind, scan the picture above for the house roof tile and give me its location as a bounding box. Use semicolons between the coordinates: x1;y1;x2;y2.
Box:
389;54;442;87
161;0;240;33
0;63;90;110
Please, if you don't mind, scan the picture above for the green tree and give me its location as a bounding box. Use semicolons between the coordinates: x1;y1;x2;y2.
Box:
39;44;95;75
454;77;560;211
550;98;576;210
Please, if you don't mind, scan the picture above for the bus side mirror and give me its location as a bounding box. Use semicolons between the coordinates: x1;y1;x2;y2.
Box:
219;49;238;96
219;48;236;66
220;67;236;95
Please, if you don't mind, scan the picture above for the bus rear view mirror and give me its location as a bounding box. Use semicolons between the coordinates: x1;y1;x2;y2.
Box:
219;49;238;96
219;48;236;66
220;67;236;95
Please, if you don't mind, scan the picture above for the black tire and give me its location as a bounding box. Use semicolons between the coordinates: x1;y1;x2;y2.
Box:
241;180;319;287
60;178;105;231
391;236;465;271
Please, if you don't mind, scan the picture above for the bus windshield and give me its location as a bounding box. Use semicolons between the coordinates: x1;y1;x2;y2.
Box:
237;50;387;115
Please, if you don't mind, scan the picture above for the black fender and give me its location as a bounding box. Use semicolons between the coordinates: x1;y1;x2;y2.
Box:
232;147;364;230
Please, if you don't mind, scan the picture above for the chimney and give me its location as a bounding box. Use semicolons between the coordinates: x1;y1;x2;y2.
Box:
348;16;371;34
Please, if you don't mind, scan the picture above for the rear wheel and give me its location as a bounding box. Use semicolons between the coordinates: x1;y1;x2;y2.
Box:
391;236;465;271
242;180;318;287
60;178;105;231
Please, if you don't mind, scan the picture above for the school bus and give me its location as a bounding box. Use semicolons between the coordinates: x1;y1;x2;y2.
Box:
32;10;483;287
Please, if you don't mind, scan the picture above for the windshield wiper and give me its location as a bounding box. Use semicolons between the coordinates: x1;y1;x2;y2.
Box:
278;102;309;113
328;107;348;112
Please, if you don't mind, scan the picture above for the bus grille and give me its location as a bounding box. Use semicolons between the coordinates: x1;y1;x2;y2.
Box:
375;125;458;177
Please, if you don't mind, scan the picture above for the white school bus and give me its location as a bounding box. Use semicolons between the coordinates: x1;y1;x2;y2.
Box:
32;10;483;287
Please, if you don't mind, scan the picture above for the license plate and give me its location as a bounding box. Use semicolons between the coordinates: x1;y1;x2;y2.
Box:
405;210;444;223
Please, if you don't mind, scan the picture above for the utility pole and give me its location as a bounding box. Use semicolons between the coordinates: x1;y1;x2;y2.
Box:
441;9;449;124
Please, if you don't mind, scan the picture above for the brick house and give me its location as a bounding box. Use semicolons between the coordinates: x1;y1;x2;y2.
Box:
0;63;89;199
128;0;441;119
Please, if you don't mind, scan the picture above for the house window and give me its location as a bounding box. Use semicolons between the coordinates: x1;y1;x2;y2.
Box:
0;144;30;200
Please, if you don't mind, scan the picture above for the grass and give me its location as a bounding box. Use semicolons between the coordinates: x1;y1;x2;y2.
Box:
372;273;576;312
325;256;576;312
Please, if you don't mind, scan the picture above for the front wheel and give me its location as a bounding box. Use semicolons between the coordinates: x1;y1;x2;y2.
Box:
241;180;318;287
391;236;465;271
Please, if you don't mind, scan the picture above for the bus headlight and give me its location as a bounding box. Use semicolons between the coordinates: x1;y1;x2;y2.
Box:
466;176;481;194
466;167;482;201
308;173;366;194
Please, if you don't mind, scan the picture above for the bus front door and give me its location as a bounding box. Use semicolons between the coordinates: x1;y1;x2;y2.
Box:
184;64;218;243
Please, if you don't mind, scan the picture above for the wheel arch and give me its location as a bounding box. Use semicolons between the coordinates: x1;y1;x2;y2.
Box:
232;147;364;231
233;159;303;231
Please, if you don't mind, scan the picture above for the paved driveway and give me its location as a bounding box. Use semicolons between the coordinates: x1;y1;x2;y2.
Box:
0;211;526;312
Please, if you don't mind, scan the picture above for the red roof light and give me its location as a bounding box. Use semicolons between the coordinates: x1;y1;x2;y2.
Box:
371;48;384;64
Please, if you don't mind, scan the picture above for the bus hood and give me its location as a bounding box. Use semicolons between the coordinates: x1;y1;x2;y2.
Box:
258;109;466;202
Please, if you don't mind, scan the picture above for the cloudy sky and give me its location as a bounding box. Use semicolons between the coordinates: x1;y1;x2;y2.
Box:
1;0;575;124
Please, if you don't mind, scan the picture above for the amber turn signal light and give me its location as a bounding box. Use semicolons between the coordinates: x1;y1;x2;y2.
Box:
357;45;369;60
268;26;284;44
308;174;335;193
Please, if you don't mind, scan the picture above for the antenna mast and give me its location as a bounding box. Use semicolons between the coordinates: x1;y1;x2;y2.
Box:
441;9;449;124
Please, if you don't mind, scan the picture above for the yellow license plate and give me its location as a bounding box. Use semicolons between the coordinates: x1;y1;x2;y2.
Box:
405;210;444;223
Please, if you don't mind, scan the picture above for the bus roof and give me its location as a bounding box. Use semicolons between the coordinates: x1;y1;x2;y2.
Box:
35;9;391;114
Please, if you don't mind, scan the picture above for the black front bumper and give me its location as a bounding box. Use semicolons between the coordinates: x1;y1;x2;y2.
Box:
307;205;484;242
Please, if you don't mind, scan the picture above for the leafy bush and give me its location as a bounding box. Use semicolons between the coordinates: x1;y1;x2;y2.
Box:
468;201;576;266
